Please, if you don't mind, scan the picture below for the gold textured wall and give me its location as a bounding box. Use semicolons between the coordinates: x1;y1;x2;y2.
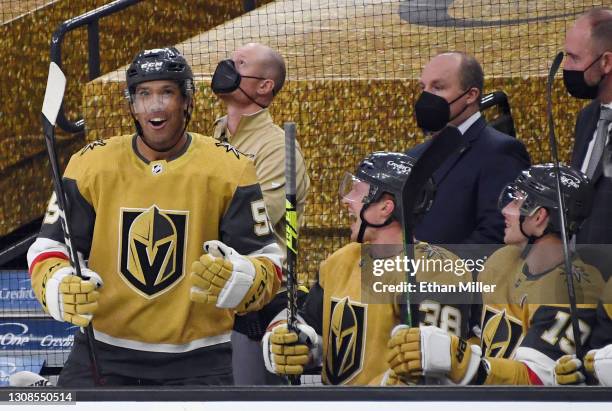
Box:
0;0;253;236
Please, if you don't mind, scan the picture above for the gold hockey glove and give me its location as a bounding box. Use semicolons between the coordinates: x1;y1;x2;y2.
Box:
262;322;321;376
189;240;279;312
43;265;103;327
387;325;481;384
554;355;585;385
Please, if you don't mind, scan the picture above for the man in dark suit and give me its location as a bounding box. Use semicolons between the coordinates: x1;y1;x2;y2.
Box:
408;52;530;248
564;8;612;277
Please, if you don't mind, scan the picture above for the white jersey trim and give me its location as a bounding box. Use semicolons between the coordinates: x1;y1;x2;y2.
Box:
247;242;283;268
514;346;556;385
27;238;69;267
90;329;232;353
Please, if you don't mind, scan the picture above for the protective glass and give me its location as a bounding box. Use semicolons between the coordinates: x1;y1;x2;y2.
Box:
129;87;183;114
339;172;372;203
498;184;540;216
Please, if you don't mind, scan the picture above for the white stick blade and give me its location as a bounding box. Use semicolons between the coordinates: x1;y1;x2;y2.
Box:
41;62;67;126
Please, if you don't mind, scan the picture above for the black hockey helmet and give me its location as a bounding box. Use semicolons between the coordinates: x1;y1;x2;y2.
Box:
341;151;435;223
126;47;194;96
125;47;195;149
498;163;594;236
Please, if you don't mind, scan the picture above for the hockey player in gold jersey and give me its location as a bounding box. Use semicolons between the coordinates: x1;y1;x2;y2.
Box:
261;152;473;385
27;47;282;386
386;164;605;385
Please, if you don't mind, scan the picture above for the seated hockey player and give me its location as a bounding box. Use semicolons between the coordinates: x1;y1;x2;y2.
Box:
261;151;474;385
555;278;612;386
27;47;282;386
386;164;605;385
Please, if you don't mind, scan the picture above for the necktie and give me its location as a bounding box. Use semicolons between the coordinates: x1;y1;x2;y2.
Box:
586;107;612;178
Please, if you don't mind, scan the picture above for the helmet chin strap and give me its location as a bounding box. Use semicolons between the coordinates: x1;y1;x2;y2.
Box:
356;203;394;243
519;215;553;259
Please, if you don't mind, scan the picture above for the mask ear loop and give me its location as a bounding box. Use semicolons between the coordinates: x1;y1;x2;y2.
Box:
238;86;268;109
583;53;604;73
220;58;270;108
448;87;476;123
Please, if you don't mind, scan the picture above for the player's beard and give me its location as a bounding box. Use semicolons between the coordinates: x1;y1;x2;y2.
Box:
139;114;187;153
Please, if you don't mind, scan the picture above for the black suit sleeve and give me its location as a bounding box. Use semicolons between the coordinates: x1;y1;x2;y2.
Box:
462;138;530;245
299;282;324;335
570;101;598;169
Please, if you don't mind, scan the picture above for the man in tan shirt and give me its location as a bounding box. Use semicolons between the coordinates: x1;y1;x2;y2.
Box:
211;42;310;384
212;43;309;248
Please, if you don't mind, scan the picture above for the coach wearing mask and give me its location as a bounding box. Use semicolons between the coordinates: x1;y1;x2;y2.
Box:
407;51;530;248
563;8;612;276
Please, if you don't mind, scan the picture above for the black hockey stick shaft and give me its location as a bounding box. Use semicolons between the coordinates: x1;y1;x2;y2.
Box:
41;63;102;385
284;122;301;386
546;51;584;358
42;117;103;385
401;126;463;325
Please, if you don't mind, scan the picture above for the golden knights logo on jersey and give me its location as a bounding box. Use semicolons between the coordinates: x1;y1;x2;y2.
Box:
325;297;366;385
481;306;523;358
119;205;188;298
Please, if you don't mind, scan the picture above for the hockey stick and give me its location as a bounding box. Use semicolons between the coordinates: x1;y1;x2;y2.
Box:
284;122;301;386
401;126;463;326
41;62;103;385
546;51;584;359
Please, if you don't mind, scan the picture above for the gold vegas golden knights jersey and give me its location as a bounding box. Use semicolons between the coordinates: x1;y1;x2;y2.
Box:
478;245;604;384
27;133;282;379
299;241;472;385
591;279;612;349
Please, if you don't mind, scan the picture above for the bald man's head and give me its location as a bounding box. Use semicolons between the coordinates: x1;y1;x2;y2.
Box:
238;43;286;96
579;8;612;55
565;8;612;73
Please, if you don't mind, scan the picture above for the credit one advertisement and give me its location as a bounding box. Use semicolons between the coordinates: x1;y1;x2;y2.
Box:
0;270;75;386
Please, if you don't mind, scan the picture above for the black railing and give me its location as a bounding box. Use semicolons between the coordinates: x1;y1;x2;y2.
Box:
50;0;142;134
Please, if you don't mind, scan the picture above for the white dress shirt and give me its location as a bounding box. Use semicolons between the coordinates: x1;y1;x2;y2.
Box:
457;111;482;135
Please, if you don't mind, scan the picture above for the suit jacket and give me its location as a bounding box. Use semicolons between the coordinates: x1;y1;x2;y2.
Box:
571;100;612;246
407;116;530;246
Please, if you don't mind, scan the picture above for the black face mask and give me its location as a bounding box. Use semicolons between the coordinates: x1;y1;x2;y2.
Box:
211;59;268;108
414;89;471;133
563;54;604;100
